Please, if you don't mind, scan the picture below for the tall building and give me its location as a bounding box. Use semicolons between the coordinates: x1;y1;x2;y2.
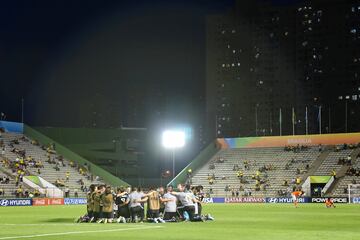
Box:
206;0;360;139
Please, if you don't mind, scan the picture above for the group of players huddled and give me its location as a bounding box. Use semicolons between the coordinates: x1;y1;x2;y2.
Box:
77;183;214;223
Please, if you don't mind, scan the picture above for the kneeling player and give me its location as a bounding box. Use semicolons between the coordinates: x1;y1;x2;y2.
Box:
171;184;203;222
115;187;130;223
325;198;336;208
161;185;178;222
99;186;114;223
291;190;305;208
137;187;165;223
128;187;145;223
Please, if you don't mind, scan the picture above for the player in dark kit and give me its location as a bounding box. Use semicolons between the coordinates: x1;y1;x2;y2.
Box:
193;185;204;215
115;187;130;223
87;184;96;219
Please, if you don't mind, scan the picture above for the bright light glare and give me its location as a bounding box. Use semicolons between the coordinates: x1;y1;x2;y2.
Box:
162;130;185;149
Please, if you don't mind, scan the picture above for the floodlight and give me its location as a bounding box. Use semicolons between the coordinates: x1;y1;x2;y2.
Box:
162;130;185;149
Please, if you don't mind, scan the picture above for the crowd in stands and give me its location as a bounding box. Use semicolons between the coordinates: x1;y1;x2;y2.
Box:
334;143;360;151
346;166;360;176
284;144;309;152
1;175;10;184
338;155;352;166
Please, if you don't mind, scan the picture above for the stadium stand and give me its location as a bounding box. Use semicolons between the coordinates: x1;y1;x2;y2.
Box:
332;149;360;197
190;144;360;197
191;146;320;197
0;132;102;198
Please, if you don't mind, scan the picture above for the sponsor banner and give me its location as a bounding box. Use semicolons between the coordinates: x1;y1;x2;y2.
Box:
218;133;360;149
49;198;64;205
32;198;48;206
32;198;64;206
225;197;265;203
0;198;32;207
201;198;224;204
64;198;87;205
311;197;348;204
266;197;311;203
352;197;360;204
0;120;23;133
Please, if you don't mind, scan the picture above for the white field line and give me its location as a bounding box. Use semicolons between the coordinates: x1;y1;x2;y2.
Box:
0;225;163;240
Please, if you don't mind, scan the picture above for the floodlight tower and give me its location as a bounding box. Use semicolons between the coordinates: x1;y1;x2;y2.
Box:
162;130;185;179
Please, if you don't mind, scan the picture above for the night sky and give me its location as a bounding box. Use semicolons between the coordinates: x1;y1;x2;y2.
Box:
0;0;235;129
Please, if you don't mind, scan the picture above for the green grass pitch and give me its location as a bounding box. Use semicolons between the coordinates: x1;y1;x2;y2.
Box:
0;204;360;240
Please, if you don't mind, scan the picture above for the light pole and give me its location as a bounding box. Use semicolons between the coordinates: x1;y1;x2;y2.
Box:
162;130;185;179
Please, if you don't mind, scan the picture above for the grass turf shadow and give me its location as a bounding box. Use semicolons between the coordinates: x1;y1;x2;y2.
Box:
42;218;76;223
